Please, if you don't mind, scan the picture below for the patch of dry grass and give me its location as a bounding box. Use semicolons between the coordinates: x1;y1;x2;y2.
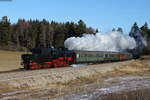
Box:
51;59;150;98
0;50;26;71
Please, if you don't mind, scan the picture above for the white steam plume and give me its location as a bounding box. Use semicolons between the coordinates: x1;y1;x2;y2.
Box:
64;32;136;52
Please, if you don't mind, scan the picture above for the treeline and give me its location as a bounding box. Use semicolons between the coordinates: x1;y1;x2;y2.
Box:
0;16;98;51
111;22;150;54
0;16;150;54
129;22;150;54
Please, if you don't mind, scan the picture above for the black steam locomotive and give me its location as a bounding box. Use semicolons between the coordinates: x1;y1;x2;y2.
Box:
21;48;133;70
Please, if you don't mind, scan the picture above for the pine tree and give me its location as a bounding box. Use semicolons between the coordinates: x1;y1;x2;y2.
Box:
96;28;99;33
117;27;123;33
112;28;116;32
76;20;86;37
0;16;11;46
65;22;77;38
129;22;139;37
140;22;150;54
52;24;65;48
141;22;150;37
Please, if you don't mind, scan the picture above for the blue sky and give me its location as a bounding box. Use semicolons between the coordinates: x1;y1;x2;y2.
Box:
0;0;150;33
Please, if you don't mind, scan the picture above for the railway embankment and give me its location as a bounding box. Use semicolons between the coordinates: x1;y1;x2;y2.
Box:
0;58;150;100
0;60;134;92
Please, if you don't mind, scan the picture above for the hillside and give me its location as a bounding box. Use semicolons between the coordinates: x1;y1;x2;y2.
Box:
0;50;25;71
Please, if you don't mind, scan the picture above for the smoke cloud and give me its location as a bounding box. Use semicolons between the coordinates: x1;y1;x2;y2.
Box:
64;32;137;52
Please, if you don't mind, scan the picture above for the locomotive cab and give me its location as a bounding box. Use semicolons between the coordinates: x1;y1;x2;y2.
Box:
21;54;33;69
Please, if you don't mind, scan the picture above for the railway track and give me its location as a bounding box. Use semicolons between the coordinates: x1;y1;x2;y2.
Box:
0;59;135;74
0;69;23;74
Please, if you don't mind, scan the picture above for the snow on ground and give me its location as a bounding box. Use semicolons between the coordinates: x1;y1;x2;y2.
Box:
71;64;88;68
51;76;150;100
